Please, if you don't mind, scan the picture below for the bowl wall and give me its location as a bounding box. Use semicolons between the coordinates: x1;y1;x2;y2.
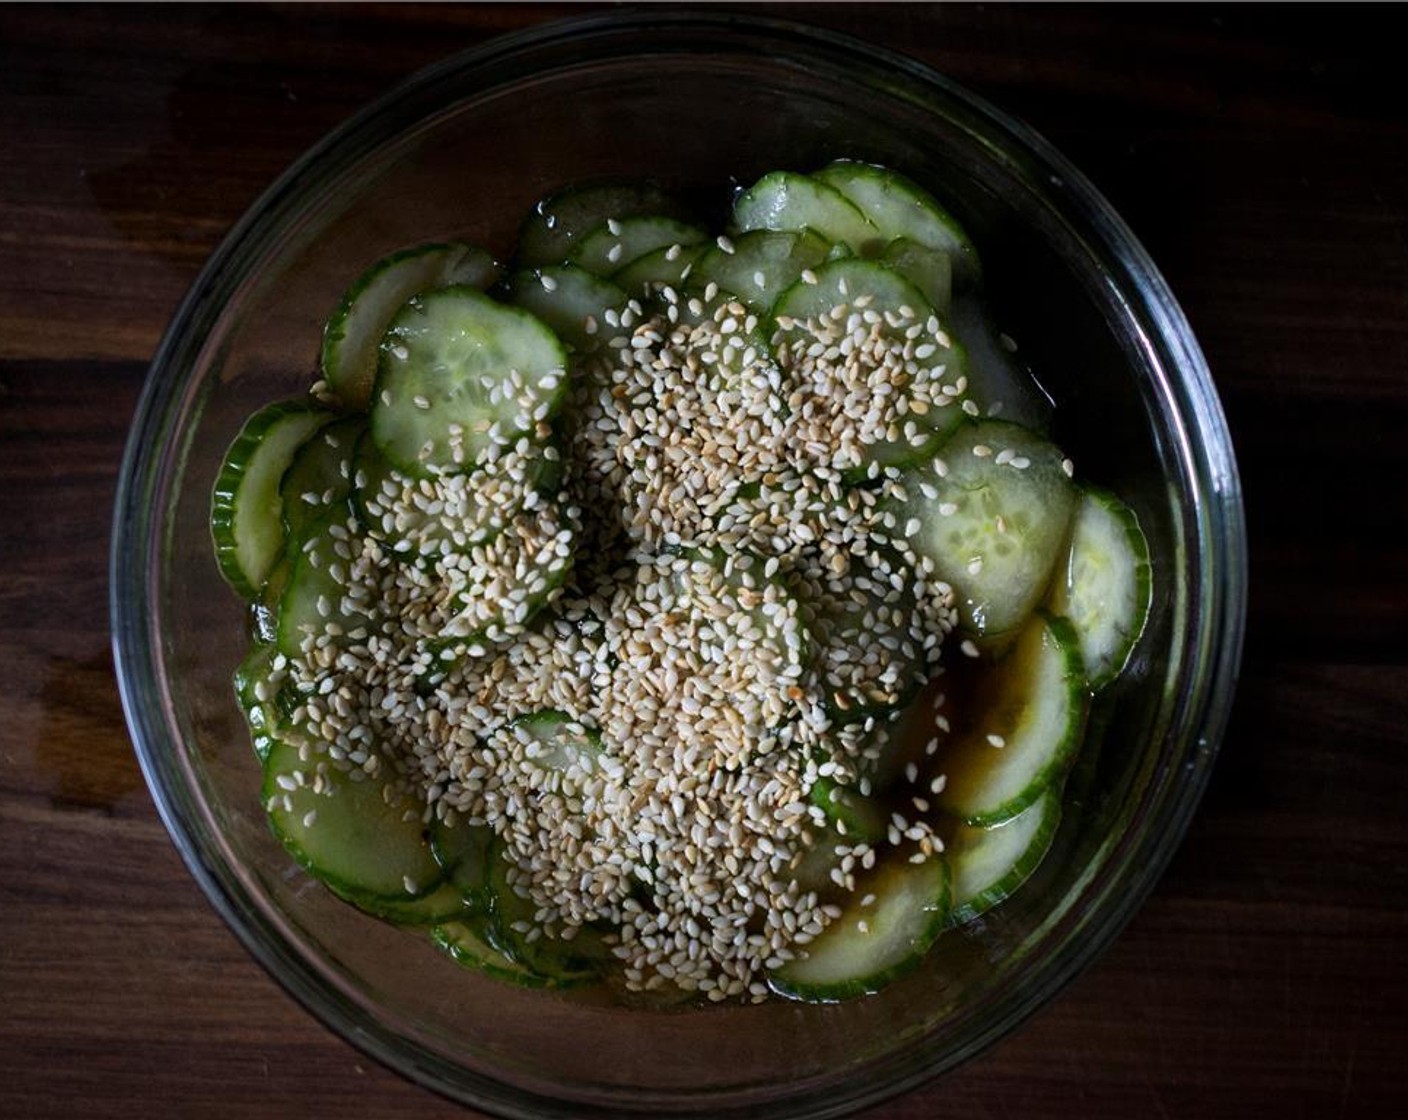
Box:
113;14;1244;1119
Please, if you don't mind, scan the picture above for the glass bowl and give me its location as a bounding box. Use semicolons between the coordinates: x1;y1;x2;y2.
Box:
111;11;1245;1118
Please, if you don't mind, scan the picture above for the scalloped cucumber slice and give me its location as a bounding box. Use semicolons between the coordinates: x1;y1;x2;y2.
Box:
262;736;442;902
935;612;1087;825
211;401;336;600
1048;487;1152;690
321;242;498;410
688;228;832;313
946;787;1061;925
279;414;365;541
503;265;631;353
890;420;1077;639
814;160;980;288
371;286;568;475
881;237;952;315
570;215;708;278
514;180;690;269
612;241;706;297
732;171;880;253
769;853;950;1000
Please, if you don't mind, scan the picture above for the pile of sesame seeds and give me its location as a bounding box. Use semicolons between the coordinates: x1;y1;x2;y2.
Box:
277;272;972;1001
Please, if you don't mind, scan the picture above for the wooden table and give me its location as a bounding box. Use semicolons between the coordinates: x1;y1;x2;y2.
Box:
4;5;1405;1116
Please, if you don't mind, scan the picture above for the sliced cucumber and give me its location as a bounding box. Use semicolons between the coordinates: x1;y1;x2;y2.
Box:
431;815;495;905
809;777;887;844
935;612;1086;825
515;180;690;269
732;171;880;253
785;540;929;724
486;845;605;985
371;286;568;475
432;918;556;988
612;242;706;297
351;428;561;558
1048;487;1152;690
262;735;442;902
772;259;968;475
344;879;469;925
570;216;708;278
813;160;980;288
321;242;498;411
275;510;375;659
890;420;1077;639
233;642;280;762
880;237;952;316
688;228;832;314
503;265;631;353
672;548;811;681
508;710;605;796
279;414;365;542
945;294;1054;431
946;787;1061;925
436;500;578;644
211;401;335;600
769;853;949;1000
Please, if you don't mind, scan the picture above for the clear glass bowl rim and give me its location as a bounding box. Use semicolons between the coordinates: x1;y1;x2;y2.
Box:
111;9;1247;1119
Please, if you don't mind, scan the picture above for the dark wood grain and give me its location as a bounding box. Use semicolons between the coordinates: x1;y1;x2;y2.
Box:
3;4;1406;1117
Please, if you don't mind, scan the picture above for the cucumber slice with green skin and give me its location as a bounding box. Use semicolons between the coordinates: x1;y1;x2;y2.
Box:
351;428;563;559
733;171;881;254
945;294;1054;432
612;242;706;298
275;510;375;660
768;852;950;1001
880;237;952;316
432;918;559;988
1047;488;1152;690
809;777;887;845
486;845;605;985
321;242;499;411
514;181;691;270
431;815;495;905
509;710;605;795
688;229;832;314
814;160;980;289
371;286;568;476
671;547;812;680
771;259;969;479
784;540;929;724
211;401;336;600
279;415;365;542
788;827;846;896
889;420;1078;639
262;735;442;903
234;643;279;762
339;879;470;925
570;216;708;278
935;612;1087;826
503;265;631;353
946;787;1061;926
